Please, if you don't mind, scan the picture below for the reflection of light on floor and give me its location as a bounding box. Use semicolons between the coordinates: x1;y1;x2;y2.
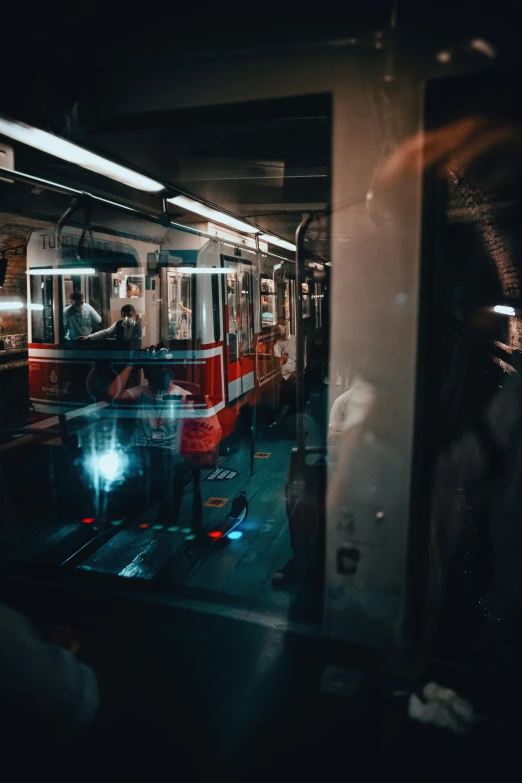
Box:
227;530;243;540
185;533;197;541
167;526;179;532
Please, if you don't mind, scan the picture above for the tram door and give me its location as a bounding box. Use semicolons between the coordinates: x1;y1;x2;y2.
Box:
224;258;254;402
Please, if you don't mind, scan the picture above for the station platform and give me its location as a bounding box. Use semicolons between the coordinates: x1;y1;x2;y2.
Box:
0;388;327;629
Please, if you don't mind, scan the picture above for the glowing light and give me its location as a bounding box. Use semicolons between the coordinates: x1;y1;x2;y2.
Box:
273;263;281;271
494;305;516;316
470;39;496;58
81;517;95;524
185;533;197;541
28;267;95;276
98;451;121;481
153;524;164;531
0;301;24;310
139;523;150;529
111;519;124;526
28;303;44;310
167;526;179;532
259;234;296;252
178;267;230;274
227;531;243;540
0;115;164;193
208;531;223;539
436;51;452;64
167;195;259;234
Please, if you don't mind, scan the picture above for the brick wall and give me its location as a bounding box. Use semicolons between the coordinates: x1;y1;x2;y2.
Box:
0;234;27;336
1;232;29;427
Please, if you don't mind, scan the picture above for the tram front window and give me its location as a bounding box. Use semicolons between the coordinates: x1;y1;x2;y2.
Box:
29;274;54;343
60;271;150;343
261;276;277;328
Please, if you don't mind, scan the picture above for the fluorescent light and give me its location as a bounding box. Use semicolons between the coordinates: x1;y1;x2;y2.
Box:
0;116;164;193
259;234;296;252
167;195;259;234
273;264;281;271
178;267;229;274
27;267;96;276
494;305;516;316
0;301;24;310
28;303;44;310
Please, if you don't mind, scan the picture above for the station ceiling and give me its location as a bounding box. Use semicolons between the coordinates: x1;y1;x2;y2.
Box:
2;1;521;250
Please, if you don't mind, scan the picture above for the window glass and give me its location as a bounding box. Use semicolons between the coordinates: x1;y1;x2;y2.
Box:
168;270;193;340
261;276;277;328
29;275;54;343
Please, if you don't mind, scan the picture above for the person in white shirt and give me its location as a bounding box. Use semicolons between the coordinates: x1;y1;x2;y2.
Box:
273;317;298;412
63;291;101;340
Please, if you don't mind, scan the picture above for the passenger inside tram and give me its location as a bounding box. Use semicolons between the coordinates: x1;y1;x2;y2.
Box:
63;291;102;341
79;304;143;345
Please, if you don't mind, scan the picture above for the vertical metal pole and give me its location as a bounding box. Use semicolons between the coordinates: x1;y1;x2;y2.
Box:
250;236;260;477
192;467;203;531
295;213;314;460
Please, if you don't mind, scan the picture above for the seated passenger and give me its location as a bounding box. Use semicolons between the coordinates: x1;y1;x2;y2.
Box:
79;304;143;344
63;291;101;341
274;317;297;412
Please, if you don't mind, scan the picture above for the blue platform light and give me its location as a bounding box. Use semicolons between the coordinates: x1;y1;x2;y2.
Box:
227;531;243;540
98;451;121;481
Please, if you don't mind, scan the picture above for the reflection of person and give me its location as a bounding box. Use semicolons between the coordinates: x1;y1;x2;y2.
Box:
126;282;140;298
80;304;143;343
63;291;101;340
107;345;192;527
0;599;98;742
328;377;376;440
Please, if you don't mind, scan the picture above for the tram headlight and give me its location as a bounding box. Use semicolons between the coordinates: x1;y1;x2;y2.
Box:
98;451;124;481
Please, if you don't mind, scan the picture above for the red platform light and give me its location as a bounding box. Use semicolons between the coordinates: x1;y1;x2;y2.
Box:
139;523;150;529
81;517;95;525
208;531;223;538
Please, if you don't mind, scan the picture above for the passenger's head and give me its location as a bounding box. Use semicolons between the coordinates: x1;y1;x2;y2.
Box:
120;304;136;326
141;346;175;393
276;317;289;338
70;291;84;309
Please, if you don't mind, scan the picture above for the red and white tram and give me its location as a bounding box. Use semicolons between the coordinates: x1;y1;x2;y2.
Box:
26;219;302;452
